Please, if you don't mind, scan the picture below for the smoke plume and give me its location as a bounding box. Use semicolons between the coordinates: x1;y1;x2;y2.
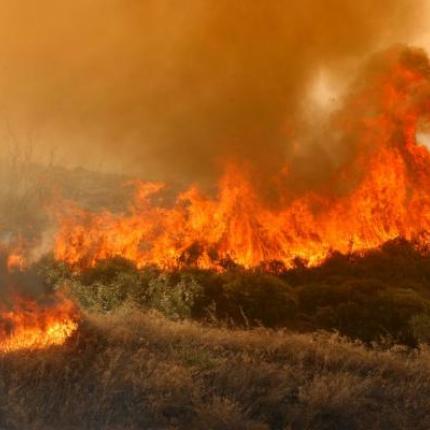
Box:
0;0;425;185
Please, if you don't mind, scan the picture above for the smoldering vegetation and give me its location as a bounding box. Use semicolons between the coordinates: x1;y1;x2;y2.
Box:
0;156;132;244
0;156;132;307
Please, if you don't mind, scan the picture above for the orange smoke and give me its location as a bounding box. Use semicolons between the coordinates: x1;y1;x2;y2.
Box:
0;295;78;353
53;47;430;271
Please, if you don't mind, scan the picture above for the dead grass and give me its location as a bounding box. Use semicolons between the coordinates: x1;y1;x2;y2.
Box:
0;307;429;429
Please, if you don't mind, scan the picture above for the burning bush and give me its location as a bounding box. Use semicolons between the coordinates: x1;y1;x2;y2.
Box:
28;238;429;346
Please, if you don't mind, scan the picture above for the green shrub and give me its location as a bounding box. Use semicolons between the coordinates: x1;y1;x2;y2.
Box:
146;272;204;319
69;258;147;311
32;254;73;289
220;271;297;326
39;238;430;345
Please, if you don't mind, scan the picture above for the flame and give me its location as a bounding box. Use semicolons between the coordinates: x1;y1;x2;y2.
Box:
0;296;78;353
53;48;430;271
6;252;26;272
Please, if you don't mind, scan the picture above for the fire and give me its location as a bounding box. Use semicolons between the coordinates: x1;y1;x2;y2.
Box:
0;296;78;353
6;252;26;272
0;247;79;353
54;47;430;271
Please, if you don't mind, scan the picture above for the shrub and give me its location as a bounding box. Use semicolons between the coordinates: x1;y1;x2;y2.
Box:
220;271;297;326
69;258;147;311
410;313;430;344
146;272;204;319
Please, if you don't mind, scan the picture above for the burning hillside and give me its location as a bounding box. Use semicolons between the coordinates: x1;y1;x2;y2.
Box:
52;47;430;271
1;3;430;429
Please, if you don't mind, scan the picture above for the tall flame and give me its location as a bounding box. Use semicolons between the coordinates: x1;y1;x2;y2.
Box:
54;47;430;271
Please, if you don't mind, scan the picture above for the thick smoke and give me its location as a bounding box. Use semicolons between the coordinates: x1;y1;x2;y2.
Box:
0;0;425;185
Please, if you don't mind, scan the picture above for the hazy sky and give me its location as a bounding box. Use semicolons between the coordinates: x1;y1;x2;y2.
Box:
0;0;428;184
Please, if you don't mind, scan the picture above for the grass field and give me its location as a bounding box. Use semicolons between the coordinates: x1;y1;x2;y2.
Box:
1;308;430;430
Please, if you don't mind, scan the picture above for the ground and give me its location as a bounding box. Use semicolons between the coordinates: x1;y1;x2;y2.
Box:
0;308;429;430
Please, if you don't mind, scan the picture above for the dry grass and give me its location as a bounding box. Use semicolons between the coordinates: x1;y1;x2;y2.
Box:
0;306;429;429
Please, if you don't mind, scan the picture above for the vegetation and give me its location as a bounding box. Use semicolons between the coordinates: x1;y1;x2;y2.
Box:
1;308;430;430
35;239;430;347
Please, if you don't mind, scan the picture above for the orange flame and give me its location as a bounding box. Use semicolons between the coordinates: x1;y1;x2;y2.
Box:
6;252;26;272
53;48;430;270
0;296;78;353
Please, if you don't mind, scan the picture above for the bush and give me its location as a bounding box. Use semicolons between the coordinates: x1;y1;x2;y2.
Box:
219;271;297;326
69;258;148;312
146;272;204;319
37;237;430;345
410;313;430;344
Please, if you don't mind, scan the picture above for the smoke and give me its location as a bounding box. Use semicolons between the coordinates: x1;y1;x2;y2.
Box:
0;0;425;185
0;252;45;299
